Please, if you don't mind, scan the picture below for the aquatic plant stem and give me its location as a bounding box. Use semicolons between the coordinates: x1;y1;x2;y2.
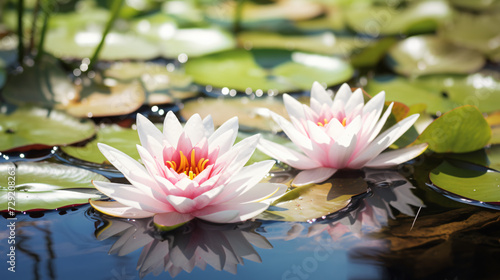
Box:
28;0;41;56
87;0;124;71
17;0;24;65
35;0;51;62
233;0;245;34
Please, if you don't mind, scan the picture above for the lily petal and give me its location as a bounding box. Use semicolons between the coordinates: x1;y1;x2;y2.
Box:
89;200;155;218
136;114;163;155
292;167;337;186
365;143;428;168
258;138;322;170
310;81;333;111
163;111;183;147
154;212;194;227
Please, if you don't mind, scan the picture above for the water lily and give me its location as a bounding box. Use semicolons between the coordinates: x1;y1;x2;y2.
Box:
90;112;286;227
258;82;428;186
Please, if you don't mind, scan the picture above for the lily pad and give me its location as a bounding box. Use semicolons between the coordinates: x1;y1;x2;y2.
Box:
59;79;146;118
0;162;107;211
386;35;485;76
256;171;368;222
346;0;452;36
44;29;160;60
365;75;458;114
61;124;142;165
185;48;353;92
104;62;197;105
205;0;323;29
414;105;491;153
237;31;374;56
0;106;96;152
160;28;236;59
448;0;500;11
2;55;78;107
181;96;287;132
430;160;500;205
486;112;500;145
440;11;500;59
486;145;500;172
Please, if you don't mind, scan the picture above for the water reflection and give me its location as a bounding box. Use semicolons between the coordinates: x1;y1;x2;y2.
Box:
309;169;424;240
95;216;271;278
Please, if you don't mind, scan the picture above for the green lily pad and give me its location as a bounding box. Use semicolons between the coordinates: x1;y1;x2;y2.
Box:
185;48;353;92
205;0;323;29
256;172;368;222
387;35;485;76
0;162;107;212
486;145;500;172
237;31;374;56
104;62;196;105
448;0;500;11
345;0;452;35
486;112;500;145
61;124;142;165
2;54;78;108
365;75;458;114
414;105;491;153
430;160;500;204
181;96;288;132
44;29;160;60
440;11;500;59
59;79;146;118
160;28;236;59
0;106;96;152
350;37;398;68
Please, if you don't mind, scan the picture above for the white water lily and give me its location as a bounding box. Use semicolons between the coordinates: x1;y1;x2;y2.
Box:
90;112;286;227
258;82;428;186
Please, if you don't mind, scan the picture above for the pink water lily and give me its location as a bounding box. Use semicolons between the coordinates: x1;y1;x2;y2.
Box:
258;82;428;186
90;112;286;227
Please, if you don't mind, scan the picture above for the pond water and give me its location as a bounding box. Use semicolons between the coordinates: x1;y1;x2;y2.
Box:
2;156;500;280
1;0;500;279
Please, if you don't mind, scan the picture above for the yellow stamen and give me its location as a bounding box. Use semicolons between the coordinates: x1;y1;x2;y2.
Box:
317;118;329;127
165;149;210;180
342;117;347;127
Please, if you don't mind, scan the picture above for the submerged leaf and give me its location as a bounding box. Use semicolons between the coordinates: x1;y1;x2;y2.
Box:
0;106;95;152
0;162;107;211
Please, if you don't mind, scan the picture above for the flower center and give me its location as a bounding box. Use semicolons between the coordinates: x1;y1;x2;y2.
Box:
317;118;329;127
165;149;209;179
317;117;347;127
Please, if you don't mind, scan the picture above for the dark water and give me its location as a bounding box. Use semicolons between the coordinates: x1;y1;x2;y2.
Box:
3;165;500;280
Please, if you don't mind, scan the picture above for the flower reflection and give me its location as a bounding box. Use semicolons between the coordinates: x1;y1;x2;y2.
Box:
95;216;271;278
307;169;424;240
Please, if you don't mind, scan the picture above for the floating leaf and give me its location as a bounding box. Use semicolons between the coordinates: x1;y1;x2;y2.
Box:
486;112;500;145
346;0;452;35
448;0;500;11
387;35;485;76
415;105;491;153
350;37;398;68
440;11;500;59
430;160;500;205
366;75;458;114
104;61;196;105
160;28;236;59
61;124;142;164
185;49;353;92
59;79;145;118
257;172;368;222
0;106;96;152
181;96;287;131
237;31;374;56
45;29;160;60
486;145;500;172
2;55;78;107
206;0;323;29
0;162;107;211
